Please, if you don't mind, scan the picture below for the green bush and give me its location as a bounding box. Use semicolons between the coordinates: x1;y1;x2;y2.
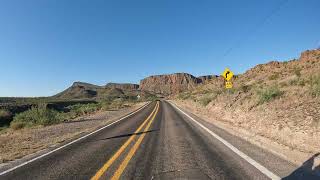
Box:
298;78;306;86
293;67;302;77
11;104;61;128
0;109;12;126
0;109;11;118
240;84;251;92
289;78;306;86
268;73;280;80
10;122;26;130
257;86;283;104
289;78;298;86
199;96;212;106
177;92;191;100
67;103;101;117
310;75;320;97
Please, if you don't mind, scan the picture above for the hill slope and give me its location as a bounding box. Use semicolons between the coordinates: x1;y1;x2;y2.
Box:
174;49;320;164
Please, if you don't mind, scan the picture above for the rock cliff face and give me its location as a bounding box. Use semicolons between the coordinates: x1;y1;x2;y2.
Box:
140;73;215;95
105;83;139;91
300;49;320;62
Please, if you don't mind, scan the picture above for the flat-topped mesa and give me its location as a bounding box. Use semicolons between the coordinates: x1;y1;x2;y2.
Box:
105;83;139;91
139;73;216;96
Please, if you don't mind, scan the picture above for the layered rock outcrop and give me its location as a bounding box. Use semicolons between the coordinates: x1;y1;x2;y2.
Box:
140;73;215;95
105;83;139;91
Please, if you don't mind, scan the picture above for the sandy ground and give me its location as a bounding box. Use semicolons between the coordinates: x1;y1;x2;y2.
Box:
0;102;146;164
173;100;319;167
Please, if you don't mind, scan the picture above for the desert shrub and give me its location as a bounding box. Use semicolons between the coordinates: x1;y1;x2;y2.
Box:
68;103;101;117
199;95;212;106
0;109;12;126
198;91;221;106
177;92;191;100
0;109;11;118
289;78;299;86
11;104;61;127
298;78;306;86
310;75;320;97
293;67;302;77
257;86;283;104
10;122;26;130
268;73;280;80
289;77;306;87
240;84;251;92
99;101;112;110
279;81;288;87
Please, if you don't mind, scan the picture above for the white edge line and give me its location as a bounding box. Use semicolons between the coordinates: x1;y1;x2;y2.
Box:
169;102;281;180
0;102;151;176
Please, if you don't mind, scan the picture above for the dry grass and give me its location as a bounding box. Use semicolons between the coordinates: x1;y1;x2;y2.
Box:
257;85;283;104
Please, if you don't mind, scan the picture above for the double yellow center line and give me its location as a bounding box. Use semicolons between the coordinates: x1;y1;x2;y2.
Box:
91;102;160;180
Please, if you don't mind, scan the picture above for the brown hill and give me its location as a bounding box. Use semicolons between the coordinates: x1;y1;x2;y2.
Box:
140;73;216;96
54;81;156;101
54;82;101;99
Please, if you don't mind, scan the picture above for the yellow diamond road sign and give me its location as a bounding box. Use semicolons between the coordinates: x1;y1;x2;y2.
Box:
222;68;234;81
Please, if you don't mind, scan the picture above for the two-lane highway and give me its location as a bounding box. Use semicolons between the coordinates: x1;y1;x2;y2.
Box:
1;101;316;179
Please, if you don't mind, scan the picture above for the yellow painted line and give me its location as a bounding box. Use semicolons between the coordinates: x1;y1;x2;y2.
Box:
111;102;160;180
91;102;159;180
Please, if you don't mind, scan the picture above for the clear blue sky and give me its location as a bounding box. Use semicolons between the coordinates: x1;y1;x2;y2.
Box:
0;0;319;97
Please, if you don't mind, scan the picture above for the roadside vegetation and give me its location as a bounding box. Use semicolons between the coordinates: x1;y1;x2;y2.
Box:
0;109;11;121
0;109;12;131
257;85;283;104
310;74;320;97
3;97;142;131
10;104;61;129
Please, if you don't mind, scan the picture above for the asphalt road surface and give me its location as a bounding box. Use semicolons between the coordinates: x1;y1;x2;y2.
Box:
0;101;318;180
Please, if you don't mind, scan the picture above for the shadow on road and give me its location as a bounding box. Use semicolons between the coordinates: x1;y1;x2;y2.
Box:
282;153;320;180
90;129;160;142
64;118;104;124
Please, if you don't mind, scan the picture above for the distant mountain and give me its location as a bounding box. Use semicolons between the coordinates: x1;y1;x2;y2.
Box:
139;73;216;96
105;83;139;91
54;73;215;99
54;82;153;100
54;82;101;99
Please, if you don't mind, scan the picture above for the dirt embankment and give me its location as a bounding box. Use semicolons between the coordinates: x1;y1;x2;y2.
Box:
173;49;320;165
174;99;319;165
0;102;146;164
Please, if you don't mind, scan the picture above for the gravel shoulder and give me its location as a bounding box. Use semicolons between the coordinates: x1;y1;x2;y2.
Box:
0;102;146;166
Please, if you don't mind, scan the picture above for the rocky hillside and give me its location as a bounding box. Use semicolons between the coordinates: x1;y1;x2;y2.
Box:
174;49;320;164
105;83;139;91
54;82;101;99
55;74;216;99
140;73;216;96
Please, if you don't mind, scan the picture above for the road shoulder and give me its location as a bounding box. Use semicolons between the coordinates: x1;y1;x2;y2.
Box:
169;100;304;179
0;102;148;173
